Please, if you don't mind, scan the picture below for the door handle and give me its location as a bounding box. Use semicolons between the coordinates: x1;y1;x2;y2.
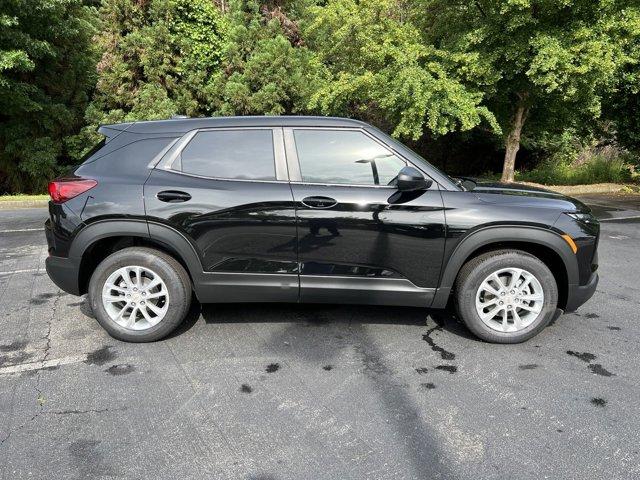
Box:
301;196;338;209
157;190;192;203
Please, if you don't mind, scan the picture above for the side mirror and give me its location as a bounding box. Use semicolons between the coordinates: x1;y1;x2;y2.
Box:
396;166;432;192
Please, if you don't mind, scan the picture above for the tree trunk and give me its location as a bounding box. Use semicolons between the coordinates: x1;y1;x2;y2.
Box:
501;103;528;183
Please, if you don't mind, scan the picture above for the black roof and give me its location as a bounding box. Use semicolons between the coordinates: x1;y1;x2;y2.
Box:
100;116;369;135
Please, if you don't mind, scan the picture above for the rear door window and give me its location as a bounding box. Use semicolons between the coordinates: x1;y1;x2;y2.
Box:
179;129;276;181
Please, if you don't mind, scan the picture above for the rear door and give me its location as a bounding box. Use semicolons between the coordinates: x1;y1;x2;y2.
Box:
285;127;446;307
144;127;299;302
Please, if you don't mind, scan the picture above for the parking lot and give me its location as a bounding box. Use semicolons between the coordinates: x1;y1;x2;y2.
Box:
1;195;639;479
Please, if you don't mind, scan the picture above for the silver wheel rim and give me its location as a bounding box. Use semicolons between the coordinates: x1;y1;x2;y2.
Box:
475;267;545;333
102;265;169;331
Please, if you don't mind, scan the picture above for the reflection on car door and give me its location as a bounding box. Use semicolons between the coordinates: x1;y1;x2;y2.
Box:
145;127;299;303
285;128;447;307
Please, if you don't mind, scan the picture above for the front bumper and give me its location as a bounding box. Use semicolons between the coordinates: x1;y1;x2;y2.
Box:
565;272;598;312
45;255;81;296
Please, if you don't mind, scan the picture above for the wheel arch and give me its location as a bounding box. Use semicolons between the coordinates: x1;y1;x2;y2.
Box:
431;226;578;310
72;220;203;295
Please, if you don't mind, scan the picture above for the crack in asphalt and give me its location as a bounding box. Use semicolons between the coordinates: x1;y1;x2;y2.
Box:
45;407;127;416
0;292;60;447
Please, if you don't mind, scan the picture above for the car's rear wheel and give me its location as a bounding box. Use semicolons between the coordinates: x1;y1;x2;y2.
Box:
88;247;191;342
454;250;558;343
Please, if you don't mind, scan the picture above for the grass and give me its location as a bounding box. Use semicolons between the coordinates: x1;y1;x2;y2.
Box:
515;155;636;186
0;194;49;202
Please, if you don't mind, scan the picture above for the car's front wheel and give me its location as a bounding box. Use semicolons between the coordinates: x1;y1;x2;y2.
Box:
454;249;558;343
88;247;191;342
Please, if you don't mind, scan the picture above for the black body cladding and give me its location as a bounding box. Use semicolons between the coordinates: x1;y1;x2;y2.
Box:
45;116;599;314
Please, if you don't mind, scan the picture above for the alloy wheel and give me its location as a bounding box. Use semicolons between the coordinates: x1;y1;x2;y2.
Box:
101;265;169;330
475;267;545;333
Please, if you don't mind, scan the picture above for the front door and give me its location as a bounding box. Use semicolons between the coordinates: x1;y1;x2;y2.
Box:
285;128;446;307
145;127;299;303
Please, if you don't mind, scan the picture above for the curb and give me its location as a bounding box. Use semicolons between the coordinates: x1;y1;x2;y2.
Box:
0;200;49;210
521;182;638;196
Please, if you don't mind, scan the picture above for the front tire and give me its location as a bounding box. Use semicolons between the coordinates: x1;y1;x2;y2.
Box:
88;247;191;342
454;250;558;343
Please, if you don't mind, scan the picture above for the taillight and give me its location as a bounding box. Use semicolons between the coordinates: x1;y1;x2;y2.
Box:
48;178;97;203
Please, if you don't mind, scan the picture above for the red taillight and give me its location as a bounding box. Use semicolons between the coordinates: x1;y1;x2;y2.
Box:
48;178;97;203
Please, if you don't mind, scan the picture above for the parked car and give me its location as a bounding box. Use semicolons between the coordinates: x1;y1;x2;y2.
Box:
45;116;599;343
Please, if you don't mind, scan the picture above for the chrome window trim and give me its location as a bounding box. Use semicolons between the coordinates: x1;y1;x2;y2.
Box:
283;128;301;182
156;168;288;185
158;129;197;171
147;137;180;169
158;127;288;183
273;128;289;181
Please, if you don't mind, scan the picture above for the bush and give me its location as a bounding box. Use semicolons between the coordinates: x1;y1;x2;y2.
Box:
515;154;634;185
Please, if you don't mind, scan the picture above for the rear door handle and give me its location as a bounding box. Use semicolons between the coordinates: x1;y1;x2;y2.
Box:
301;196;337;209
157;190;192;203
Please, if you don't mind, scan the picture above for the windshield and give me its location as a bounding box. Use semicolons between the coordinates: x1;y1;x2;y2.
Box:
365;126;463;191
449;176;477;191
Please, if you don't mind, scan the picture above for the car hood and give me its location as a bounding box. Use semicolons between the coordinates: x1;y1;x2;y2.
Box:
472;181;591;213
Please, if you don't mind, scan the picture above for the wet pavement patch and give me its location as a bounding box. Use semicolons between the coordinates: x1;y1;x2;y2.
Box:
105;364;135;376
0;340;28;353
30;293;57;305
435;365;457;374
588;364;615;377
415;367;429;375
519;364;538;370
84;346;117;366
566;350;597;363
591;397;607;407
240;384;253;394
566;350;615;377
265;363;280;373
422;325;455;360
322;365;333;371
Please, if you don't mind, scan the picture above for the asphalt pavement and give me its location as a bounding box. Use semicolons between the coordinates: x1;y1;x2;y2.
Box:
0;195;639;479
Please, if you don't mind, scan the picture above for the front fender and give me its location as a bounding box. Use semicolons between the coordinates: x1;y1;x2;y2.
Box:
430;225;578;308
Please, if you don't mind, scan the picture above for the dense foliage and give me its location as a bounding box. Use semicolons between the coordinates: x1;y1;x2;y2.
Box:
1;0;639;193
0;0;98;192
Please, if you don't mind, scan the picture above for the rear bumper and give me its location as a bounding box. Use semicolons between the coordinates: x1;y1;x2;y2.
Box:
565;272;598;312
45;255;81;296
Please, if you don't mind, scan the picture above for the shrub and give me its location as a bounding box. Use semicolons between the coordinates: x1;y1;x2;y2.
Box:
516;154;634;185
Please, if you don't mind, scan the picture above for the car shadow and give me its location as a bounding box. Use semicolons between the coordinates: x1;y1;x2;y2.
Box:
193;302;462;477
78;293;480;343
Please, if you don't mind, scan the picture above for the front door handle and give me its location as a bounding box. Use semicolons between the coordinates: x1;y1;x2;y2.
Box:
301;196;338;209
157;190;192;203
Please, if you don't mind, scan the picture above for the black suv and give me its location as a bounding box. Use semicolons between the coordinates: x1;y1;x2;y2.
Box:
45;116;599;343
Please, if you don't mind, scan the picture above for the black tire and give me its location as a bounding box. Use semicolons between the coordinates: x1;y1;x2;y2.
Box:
88;247;191;342
454;249;558;344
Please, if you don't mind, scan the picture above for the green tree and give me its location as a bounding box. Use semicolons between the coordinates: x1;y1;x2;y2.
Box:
305;0;498;141
84;0;224;133
416;0;639;182
208;0;323;115
603;8;640;158
0;0;98;193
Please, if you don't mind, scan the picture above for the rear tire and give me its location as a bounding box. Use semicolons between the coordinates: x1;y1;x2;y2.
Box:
88;247;191;342
454;249;558;343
